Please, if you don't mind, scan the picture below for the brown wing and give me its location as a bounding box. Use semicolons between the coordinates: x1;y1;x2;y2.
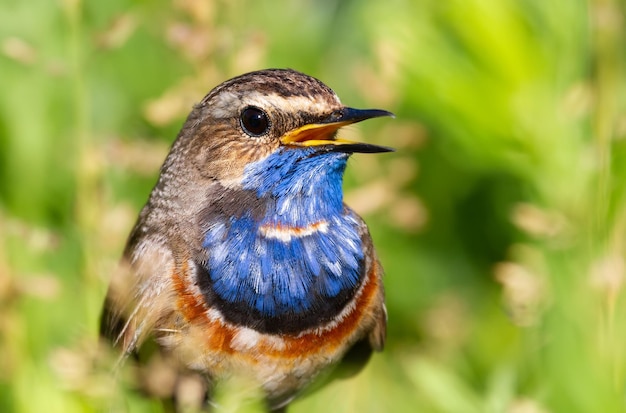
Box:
100;231;178;361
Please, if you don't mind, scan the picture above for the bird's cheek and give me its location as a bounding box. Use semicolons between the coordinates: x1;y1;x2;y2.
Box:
193;146;248;184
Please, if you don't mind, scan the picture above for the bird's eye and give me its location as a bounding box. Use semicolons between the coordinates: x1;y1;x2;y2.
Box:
240;107;270;136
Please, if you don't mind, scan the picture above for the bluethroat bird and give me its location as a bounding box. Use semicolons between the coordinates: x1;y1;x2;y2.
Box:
100;68;392;411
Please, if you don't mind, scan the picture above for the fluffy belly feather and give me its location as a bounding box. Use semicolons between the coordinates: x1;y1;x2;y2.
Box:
156;256;382;401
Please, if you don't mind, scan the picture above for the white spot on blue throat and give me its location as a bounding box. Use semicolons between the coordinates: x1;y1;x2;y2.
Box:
202;147;364;317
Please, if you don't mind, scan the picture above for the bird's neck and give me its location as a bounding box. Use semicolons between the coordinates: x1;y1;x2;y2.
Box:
198;148;365;334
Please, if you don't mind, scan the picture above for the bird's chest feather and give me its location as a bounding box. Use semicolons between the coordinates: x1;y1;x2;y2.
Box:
197;149;365;334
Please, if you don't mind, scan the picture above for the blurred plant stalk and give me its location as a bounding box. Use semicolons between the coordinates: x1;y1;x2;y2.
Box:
589;0;626;389
64;0;103;329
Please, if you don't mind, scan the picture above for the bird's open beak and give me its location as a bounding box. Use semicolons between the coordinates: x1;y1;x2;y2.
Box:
280;107;395;153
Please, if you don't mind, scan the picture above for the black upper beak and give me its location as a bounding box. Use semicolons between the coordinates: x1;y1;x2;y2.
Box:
280;107;395;154
321;107;395;125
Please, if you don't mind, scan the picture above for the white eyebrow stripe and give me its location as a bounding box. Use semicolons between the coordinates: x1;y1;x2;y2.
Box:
211;91;340;119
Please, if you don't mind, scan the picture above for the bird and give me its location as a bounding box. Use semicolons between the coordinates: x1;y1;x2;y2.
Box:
100;68;392;411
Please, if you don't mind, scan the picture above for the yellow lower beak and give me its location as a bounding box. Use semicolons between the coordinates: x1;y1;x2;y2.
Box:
279;107;394;153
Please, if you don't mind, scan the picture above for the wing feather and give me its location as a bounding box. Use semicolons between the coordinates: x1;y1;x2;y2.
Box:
100;235;176;361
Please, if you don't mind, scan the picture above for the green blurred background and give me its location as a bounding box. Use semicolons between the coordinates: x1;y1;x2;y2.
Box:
1;0;626;411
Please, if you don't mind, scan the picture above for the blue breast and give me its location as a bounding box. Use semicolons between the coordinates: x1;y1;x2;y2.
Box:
201;147;364;319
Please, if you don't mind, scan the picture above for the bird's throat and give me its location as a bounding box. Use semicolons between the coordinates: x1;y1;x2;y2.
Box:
197;149;365;334
241;147;349;222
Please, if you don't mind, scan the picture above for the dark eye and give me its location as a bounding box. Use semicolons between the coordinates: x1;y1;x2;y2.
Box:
240;107;270;136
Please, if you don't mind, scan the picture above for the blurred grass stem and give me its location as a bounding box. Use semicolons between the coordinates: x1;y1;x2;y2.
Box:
590;0;625;389
64;0;100;325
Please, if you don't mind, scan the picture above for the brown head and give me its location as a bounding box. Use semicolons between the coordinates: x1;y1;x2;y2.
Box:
162;68;393;187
